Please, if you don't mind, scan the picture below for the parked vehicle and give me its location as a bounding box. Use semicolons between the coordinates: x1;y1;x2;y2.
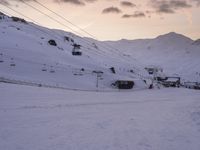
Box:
184;82;200;90
158;77;181;87
112;80;134;89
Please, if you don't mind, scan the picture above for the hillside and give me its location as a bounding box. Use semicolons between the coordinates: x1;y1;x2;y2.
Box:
0;12;199;89
0;12;148;90
104;32;200;82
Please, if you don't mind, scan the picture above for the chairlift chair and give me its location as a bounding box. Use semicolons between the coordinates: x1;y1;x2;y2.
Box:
50;66;55;73
0;53;4;63
42;64;47;71
10;58;16;66
72;44;82;56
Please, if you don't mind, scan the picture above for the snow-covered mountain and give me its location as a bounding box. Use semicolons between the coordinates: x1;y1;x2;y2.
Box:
0;12;199;90
104;32;200;81
0;12;148;90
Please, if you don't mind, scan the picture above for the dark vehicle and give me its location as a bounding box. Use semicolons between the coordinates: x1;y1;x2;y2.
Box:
184;82;200;90
159;77;181;87
72;51;82;56
112;80;134;89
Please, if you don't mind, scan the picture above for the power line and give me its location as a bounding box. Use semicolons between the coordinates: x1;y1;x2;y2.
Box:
0;5;115;65
20;0;86;38
20;1;111;57
0;5;63;40
1;2;145;72
33;0;141;63
0;8;12;16
35;0;97;39
0;4;103;56
21;0;134;61
19;0;115;58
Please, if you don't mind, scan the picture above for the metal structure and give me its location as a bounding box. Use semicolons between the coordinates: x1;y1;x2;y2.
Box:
92;71;103;89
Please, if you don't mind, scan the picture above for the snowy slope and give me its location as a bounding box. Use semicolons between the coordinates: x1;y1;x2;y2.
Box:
104;32;200;81
1;83;200;150
0;13;148;90
1;12;199;88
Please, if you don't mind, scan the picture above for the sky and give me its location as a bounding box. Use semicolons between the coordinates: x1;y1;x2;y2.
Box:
0;0;200;40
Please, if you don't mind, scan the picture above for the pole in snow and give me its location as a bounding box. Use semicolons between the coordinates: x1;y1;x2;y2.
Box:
92;71;103;90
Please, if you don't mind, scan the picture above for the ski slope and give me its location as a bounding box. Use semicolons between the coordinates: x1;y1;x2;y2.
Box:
1;11;200;150
0;12;148;90
1;83;200;150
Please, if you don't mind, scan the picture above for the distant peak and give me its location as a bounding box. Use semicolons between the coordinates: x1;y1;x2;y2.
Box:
158;32;183;38
166;32;177;35
156;32;193;42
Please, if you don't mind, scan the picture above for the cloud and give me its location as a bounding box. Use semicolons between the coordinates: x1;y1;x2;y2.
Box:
120;1;136;7
150;0;192;14
191;0;200;6
122;11;146;18
54;0;99;5
17;0;36;2
84;0;97;2
0;0;36;6
102;6;122;14
0;0;10;6
54;0;85;5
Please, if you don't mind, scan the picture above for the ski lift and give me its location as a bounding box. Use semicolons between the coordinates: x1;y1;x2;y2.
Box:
0;53;4;63
42;64;47;71
50;66;55;73
10;58;16;66
72;44;82;56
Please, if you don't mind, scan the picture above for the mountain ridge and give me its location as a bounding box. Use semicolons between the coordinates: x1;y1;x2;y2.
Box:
0;12;199;86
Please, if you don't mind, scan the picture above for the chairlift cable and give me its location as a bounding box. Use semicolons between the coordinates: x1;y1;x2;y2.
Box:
20;0;137;63
1;3;146;79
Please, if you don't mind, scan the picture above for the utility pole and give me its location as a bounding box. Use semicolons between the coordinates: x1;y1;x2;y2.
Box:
92;71;103;90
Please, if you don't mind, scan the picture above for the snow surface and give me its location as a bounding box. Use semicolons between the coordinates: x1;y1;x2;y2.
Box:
0;12;200;150
0;13;199;88
0;13;149;90
1;83;200;150
104;32;200;81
